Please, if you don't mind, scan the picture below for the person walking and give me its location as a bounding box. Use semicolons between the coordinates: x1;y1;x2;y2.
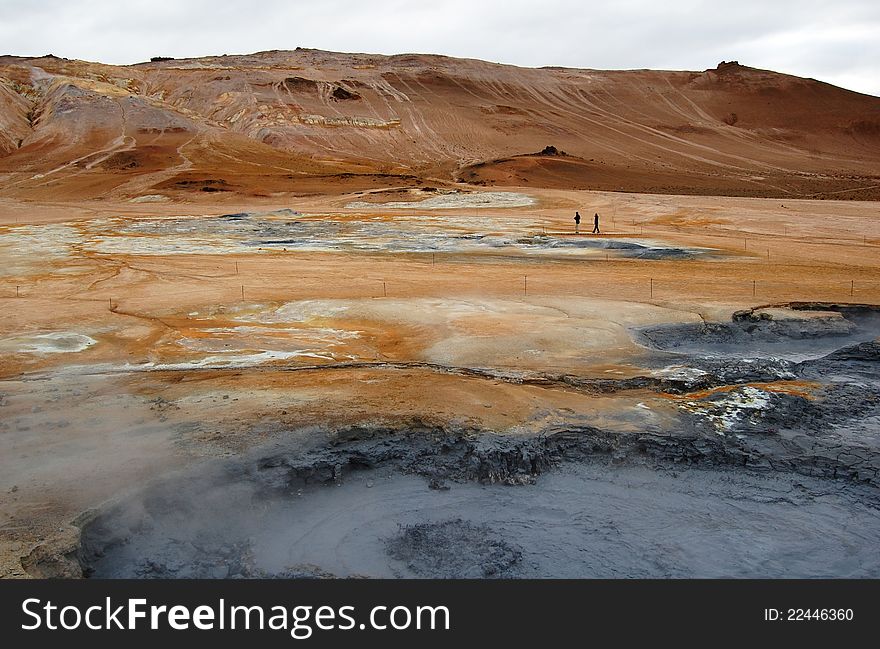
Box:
592;212;600;234
574;211;581;233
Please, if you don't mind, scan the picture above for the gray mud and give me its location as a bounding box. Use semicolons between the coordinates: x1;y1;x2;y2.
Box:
386;520;523;578
78;419;880;578
626;304;880;460
634;303;880;361
514;234;708;259
78;445;880;578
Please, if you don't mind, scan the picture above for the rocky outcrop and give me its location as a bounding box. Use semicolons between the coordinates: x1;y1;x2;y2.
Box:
296;114;399;128
249;419;880;491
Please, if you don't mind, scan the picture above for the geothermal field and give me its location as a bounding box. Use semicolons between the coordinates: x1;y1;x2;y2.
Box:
1;50;879;578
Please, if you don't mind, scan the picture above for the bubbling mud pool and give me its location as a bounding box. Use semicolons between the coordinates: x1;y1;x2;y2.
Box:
79;438;880;579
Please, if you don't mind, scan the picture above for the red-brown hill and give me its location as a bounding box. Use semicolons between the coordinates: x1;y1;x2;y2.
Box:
1;51;878;200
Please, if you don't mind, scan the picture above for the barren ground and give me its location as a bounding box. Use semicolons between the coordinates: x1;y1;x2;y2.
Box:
1;186;879;577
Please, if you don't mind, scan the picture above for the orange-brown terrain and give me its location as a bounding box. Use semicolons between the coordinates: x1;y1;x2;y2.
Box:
2;51;880;201
1;50;879;579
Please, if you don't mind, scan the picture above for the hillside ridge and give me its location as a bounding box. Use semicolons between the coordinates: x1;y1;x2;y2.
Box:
1;49;878;200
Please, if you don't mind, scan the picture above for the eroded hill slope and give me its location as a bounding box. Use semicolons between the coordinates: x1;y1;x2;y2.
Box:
1;51;878;199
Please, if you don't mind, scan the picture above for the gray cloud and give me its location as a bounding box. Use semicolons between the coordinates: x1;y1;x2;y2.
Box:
0;0;877;96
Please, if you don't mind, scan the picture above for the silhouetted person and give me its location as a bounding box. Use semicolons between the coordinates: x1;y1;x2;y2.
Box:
592;212;600;234
574;211;581;233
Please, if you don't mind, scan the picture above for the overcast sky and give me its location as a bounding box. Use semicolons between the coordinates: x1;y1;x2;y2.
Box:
2;0;878;96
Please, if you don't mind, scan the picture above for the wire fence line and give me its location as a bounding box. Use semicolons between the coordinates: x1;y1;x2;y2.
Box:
6;278;876;308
